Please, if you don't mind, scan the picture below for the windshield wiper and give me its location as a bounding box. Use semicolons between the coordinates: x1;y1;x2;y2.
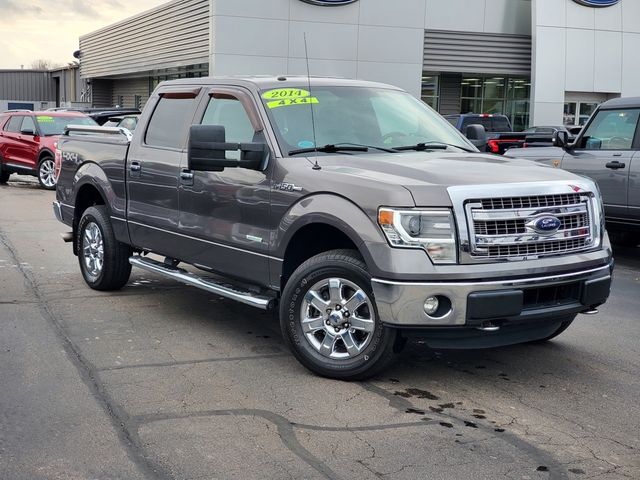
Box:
288;144;368;156
392;142;475;153
332;142;397;153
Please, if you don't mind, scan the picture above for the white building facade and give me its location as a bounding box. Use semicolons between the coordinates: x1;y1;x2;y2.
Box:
77;0;640;130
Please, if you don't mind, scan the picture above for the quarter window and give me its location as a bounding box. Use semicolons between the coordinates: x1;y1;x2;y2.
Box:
581;109;639;150
145;96;197;149
5;116;22;133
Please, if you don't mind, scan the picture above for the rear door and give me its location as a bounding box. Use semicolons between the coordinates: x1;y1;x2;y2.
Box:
177;87;272;284
561;108;640;220
126;87;201;255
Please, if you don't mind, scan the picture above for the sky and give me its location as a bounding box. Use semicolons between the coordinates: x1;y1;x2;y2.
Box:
0;0;168;69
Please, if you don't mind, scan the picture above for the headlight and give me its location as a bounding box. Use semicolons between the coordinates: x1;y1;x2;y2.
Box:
378;208;457;264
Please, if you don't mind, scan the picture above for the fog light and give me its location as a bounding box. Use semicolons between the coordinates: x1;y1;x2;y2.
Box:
423;296;439;315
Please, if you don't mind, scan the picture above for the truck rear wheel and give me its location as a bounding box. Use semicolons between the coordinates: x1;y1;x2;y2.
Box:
77;206;132;291
280;249;396;380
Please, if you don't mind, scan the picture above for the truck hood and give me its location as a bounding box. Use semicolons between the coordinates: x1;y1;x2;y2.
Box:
314;151;583;206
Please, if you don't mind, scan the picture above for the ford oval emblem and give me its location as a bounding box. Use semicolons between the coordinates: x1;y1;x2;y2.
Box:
532;216;562;234
299;0;359;5
572;0;620;7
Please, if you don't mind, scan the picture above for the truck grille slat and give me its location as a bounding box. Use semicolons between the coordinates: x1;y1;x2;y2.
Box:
466;193;595;260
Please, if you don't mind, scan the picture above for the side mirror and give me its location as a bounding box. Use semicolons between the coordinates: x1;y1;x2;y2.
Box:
187;124;267;172
553;130;569;149
465;124;487;151
20;128;36;136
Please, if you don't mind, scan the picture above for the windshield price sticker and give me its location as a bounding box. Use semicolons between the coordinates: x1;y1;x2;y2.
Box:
267;97;319;109
262;88;311;100
36;116;54;122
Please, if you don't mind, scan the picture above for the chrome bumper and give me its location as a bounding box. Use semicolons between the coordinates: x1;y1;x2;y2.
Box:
372;263;612;327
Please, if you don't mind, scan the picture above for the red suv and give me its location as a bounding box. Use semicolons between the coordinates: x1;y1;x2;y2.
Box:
0;111;97;189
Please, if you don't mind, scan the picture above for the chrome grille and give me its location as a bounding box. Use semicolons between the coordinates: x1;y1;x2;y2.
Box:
467;193;596;260
480;193;582;210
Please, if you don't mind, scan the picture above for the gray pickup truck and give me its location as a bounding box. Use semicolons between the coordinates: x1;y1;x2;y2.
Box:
53;77;613;380
505;97;640;244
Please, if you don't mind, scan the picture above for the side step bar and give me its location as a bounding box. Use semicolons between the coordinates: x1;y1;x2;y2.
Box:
129;256;277;310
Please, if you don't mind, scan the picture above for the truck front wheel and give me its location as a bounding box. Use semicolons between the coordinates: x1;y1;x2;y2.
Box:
280;249;396;380
77;206;132;291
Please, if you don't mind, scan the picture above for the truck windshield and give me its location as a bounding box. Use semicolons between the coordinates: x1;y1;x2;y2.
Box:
260;86;475;155
35;115;98;136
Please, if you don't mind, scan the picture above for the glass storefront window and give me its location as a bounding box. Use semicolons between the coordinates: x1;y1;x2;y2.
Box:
421;74;440;109
458;74;530;131
564;101;600;126
579;103;598;125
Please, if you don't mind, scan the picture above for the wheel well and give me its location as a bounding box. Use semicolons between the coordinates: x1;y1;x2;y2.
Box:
281;224;361;290
38;150;54;162
73;185;106;254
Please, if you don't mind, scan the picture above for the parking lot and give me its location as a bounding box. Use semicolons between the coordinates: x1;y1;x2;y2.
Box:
1;175;638;480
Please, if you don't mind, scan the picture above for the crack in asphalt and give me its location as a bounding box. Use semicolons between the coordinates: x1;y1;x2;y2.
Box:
133;409;343;480
97;353;289;371
0;230;173;480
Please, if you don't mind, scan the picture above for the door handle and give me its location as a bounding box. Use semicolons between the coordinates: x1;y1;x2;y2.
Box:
130;161;141;172
605;161;625;170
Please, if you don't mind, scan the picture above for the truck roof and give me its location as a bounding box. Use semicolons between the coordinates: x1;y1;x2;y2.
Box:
157;75;404;91
599;96;640;109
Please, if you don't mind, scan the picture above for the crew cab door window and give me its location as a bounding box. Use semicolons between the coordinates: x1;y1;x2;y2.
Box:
579;109;640;150
145;96;197;149
20;116;37;134
201;96;255;159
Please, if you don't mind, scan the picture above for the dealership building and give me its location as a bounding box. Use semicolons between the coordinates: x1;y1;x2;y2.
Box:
76;0;640;130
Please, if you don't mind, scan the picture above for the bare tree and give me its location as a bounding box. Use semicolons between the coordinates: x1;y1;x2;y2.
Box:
30;59;61;70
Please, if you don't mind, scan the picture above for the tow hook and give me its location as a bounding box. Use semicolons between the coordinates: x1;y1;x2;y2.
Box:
476;321;501;332
581;308;599;315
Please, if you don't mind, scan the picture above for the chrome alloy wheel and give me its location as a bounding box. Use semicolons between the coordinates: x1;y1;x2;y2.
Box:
300;277;376;359
39;159;56;187
82;222;104;277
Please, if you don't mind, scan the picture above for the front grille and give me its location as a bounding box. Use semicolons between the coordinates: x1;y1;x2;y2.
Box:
467;192;595;260
479;193;582;210
485;238;590;258
474;212;589;236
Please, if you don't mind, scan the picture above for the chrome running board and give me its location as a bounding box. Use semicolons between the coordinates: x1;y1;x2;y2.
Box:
129;256;277;310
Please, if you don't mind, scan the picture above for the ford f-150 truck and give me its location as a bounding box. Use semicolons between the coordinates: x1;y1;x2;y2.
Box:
53;77;613;380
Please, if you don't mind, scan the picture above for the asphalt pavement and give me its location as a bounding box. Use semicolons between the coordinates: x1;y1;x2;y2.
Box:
1;175;638;480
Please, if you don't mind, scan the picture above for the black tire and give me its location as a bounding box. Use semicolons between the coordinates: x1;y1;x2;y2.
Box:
37;156;56;190
0;158;10;184
77;205;132;291
280;249;397;380
528;315;576;343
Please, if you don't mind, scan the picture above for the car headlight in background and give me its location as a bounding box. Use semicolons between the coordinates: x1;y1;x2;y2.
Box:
378;208;457;264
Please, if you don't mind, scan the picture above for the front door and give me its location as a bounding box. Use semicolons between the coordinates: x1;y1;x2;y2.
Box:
561;107;640;220
126;88;201;256
178;88;272;285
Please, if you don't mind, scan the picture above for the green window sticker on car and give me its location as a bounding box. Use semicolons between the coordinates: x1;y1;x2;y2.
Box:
262;88;310;100
266;97;319;109
36;116;54;122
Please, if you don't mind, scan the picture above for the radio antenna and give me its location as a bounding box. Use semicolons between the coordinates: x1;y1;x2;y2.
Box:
304;33;321;171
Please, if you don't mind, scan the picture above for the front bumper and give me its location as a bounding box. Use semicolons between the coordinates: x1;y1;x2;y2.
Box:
372;262;613;327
